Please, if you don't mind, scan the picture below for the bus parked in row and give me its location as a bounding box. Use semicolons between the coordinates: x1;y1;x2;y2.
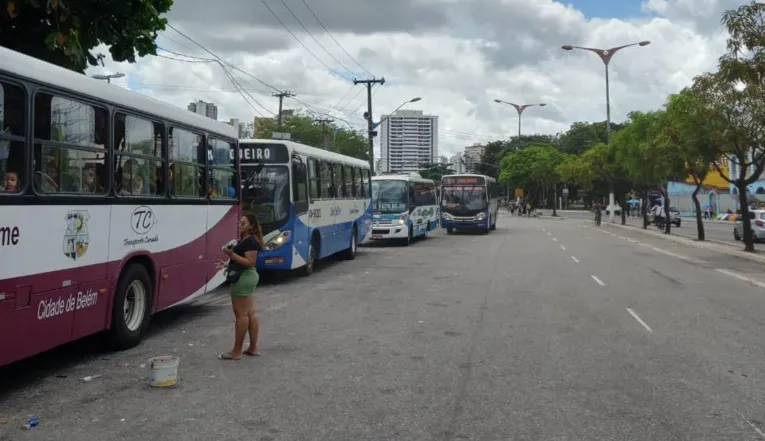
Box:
370;173;438;245
238;139;373;275
0;47;241;367
440;174;499;234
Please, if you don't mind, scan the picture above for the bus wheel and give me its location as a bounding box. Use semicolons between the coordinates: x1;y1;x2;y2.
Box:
300;235;319;276
446;227;454;235
344;226;358;260
404;227;413;246
109;264;153;350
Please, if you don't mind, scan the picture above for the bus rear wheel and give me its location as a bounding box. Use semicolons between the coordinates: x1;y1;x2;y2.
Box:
344;226;358;260
109;264;153;350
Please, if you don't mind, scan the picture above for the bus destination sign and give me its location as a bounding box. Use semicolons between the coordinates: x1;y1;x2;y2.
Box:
239;143;290;164
442;176;484;186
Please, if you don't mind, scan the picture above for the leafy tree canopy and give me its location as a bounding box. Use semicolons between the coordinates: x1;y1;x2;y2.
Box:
2;0;173;72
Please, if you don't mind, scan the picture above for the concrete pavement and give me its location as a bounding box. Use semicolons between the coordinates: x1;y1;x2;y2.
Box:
3;216;765;439
557;210;737;245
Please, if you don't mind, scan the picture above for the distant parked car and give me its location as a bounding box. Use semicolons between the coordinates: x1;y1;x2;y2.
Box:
734;210;765;241
668;206;681;227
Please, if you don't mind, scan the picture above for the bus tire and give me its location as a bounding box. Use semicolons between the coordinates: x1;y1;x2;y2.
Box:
404;226;413;246
108;263;153;350
344;226;358;260
446;227;454;235
300;234;319;276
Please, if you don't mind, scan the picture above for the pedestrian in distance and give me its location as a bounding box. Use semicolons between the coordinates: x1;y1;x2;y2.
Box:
219;214;264;360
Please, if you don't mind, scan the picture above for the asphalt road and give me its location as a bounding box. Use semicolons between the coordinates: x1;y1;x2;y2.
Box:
4;215;765;440
559;210;737;245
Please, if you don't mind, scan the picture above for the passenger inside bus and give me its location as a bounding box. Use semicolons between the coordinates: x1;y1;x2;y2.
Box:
0;81;26;193
81;165;104;193
2;170;20;192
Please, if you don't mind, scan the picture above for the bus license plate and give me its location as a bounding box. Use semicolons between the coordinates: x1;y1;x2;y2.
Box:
371;234;382;239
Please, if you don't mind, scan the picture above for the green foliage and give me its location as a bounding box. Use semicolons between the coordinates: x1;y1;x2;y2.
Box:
1;0;172;72
254;112;369;161
417;163;455;182
499;145;565;191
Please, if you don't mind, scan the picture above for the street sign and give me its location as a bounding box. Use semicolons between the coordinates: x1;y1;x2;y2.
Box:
515;188;524;197
562;188;569;195
271;132;291;140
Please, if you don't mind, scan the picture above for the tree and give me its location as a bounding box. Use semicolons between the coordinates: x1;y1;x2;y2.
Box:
577;142;632;223
557;121;627;155
613;110;683;230
658;90;723;240
691;1;765;251
476;140;508;177
499;146;565;212
2;0;173;72
417;163;454;182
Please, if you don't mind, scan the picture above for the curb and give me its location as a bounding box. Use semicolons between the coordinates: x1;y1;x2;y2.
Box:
590;220;765;265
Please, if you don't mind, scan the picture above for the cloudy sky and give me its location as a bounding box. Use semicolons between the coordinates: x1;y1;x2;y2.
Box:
87;0;739;159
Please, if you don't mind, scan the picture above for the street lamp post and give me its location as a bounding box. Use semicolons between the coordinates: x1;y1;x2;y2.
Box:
561;40;650;223
370;97;421;174
493;99;546;148
91;73;125;83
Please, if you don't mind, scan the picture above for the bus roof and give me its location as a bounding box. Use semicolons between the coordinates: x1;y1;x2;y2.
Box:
442;173;496;181
239;138;369;168
372;174;435;184
0;46;238;140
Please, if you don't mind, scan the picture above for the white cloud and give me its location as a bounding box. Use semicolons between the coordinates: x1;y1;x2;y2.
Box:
85;0;736;158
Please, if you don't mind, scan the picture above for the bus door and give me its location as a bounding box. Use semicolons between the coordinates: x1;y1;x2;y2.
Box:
291;155;310;255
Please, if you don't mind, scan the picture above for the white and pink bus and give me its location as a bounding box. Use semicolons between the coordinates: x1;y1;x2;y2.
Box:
0;47;241;366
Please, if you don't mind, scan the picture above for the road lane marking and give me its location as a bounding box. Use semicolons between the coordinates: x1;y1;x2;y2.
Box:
571;256;579;263
590;275;606;286
560;244;566;250
547;232;551;236
552;237;558;242
732;408;765;439
626;308;653;333
647;246;698;263
716;269;765;289
542;228;546;232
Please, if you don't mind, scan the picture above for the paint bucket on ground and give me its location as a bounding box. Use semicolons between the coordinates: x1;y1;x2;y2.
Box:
148;355;179;387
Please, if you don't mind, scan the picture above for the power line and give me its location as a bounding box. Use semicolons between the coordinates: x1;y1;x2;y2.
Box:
278;0;354;75
257;0;346;78
299;0;373;77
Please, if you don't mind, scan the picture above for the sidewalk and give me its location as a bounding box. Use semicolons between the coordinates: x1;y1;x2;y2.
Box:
592;220;765;265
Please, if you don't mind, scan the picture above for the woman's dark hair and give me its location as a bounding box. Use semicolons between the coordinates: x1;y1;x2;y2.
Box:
244;213;264;248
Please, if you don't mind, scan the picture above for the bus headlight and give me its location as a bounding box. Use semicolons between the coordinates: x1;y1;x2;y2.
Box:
398;213;408;225
265;231;291;250
475;212;486;220
442;213;453;220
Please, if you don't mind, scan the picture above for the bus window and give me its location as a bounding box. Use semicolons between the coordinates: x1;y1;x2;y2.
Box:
342;165;354;197
329;163;340;198
115;114;165;196
168;127;204;198
353;167;363;197
307;158;319;200
363;169;371;198
33;93;108;195
292;156;308;213
0;81;26;194
208;138;236;199
319;160;332;199
348;167;357;197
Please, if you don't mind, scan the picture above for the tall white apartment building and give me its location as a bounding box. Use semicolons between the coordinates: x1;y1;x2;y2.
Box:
187;100;218;120
449;154;465;173
462;143;485;172
380;110;438;173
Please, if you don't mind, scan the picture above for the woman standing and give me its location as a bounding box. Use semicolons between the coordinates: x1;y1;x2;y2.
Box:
219;214;264;360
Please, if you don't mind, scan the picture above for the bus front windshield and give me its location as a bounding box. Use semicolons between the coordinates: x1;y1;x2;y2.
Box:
442;185;487;213
372;180;408;214
241;165;290;230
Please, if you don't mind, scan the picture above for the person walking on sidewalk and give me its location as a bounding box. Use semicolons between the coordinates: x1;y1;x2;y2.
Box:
219;214;264;360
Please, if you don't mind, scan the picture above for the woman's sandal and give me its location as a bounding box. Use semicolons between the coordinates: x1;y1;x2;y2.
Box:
218;353;241;360
243;350;261;356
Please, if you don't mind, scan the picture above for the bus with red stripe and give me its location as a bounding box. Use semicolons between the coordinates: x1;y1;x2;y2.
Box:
0;47;241;366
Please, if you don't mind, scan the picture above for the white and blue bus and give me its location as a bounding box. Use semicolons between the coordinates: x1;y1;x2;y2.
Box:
440;174;499;234
239;139;372;275
370;173;438;245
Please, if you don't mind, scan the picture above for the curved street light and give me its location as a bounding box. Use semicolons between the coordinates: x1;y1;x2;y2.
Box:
91;72;125;83
493;99;546;145
561;40;651;223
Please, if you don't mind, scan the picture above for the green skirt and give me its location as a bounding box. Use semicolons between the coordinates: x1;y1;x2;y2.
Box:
230;269;260;297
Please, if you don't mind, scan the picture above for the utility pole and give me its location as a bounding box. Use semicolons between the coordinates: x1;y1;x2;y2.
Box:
314;118;332;149
272;91;294;129
353;77;385;173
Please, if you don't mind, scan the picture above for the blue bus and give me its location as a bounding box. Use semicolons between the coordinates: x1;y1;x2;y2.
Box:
239;140;373;276
440;174;499;234
370;173;438;245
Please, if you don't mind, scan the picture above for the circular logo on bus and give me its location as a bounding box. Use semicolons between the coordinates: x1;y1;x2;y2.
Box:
130;206;155;235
